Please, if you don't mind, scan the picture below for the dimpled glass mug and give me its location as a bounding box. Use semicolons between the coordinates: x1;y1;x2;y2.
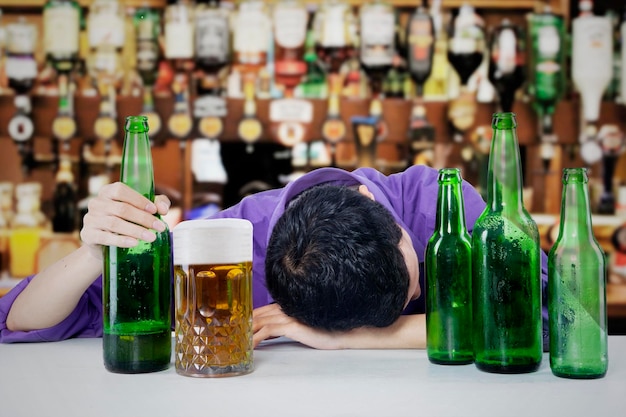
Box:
173;218;254;377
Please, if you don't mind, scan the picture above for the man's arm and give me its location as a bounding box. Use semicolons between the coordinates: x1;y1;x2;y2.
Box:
253;303;426;349
5;183;170;333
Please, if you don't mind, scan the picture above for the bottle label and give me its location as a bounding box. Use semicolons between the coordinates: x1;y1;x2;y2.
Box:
408;15;434;75
6;23;37;54
277;121;305;147
234;5;270;56
269;99;313;123
88;8;125;48
137;39;159;73
44;7;80;55
165;22;194;59
448;92;477;132
492;28;518;74
536;25;560;72
8;114;35;143
5;56;38;80
52;116;77;142
273;5;308;49
198;116;224;139
168;113;193;139
322;118;346;144
195;11;230;61
94;116;118;141
360;7;395;67
238;118;263;144
320;4;348;47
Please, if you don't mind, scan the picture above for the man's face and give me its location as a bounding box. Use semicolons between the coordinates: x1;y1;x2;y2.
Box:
399;227;421;306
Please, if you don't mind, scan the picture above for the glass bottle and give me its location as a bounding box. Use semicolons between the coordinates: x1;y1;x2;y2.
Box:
406;2;435;98
9;182;50;278
102;116;172;374
548;168;608;379
43;0;81;74
0;182;14;277
195;0;230;76
164;0;196;73
358;0;396;99
571;0;613;144
298;28;327;99
487;18;525;113
313;0;355;76
52;157;77;233
425;168;473;365
232;0;271;83
5;17;38;96
272;0;308;96
471;112;543;374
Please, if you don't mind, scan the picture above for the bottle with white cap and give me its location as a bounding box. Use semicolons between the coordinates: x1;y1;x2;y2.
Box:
571;0;613;165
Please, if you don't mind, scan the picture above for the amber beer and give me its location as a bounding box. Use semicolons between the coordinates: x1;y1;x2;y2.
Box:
173;218;254;377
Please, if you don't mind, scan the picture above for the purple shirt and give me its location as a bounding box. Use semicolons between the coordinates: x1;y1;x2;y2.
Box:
0;166;549;343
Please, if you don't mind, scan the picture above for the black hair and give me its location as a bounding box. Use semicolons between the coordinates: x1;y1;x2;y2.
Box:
265;184;410;331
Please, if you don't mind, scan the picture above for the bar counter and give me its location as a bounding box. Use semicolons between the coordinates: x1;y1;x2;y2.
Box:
0;336;624;417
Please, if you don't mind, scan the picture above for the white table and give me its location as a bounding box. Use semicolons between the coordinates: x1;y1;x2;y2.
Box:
0;337;624;417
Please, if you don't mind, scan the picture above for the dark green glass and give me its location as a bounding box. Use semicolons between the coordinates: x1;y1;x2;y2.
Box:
548;168;608;379
471;112;543;374
425;168;473;365
103;116;172;374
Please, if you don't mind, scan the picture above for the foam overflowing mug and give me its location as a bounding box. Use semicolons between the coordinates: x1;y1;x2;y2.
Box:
173;218;254;377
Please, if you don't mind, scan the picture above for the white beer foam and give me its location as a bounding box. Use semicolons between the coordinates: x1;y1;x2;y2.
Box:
173;218;253;265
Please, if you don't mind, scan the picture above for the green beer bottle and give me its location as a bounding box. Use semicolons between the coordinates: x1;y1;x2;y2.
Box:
548;168;608;379
527;5;566;134
472;112;543;374
103;116;172;373
425;168;473;365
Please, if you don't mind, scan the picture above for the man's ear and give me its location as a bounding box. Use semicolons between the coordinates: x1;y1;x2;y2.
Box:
358;185;375;201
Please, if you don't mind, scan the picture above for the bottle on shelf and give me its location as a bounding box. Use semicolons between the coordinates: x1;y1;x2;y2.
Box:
52;157;77;233
43;0;81;75
0;182;14;277
232;0;271;89
446;3;486;143
9;183;50;279
405;1;436;166
134;4;163;142
297;28;327;99
571;0;614;166
5;17;38;173
103;115;172;374
487;18;525;113
312;0;356;77
425;168;473;365
471;112;543;374
527;3;567;173
195;0;231;94
272;0;308;97
548;167;608;380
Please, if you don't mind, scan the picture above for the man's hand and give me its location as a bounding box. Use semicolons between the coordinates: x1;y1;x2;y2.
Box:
253;304;427;350
253;304;343;350
80;182;170;260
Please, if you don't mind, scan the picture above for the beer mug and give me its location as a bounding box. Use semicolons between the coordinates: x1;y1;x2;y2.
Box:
173;218;254;377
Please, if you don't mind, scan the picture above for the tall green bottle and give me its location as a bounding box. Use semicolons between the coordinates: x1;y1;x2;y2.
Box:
548;168;608;379
103;116;172;373
471;112;543;374
425;168;473;365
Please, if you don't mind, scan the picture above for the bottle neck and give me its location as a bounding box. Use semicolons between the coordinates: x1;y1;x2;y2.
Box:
435;171;467;234
121;118;155;201
487;118;524;212
559;177;594;239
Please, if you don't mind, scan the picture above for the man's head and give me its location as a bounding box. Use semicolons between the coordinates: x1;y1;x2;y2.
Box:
265;184;414;331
